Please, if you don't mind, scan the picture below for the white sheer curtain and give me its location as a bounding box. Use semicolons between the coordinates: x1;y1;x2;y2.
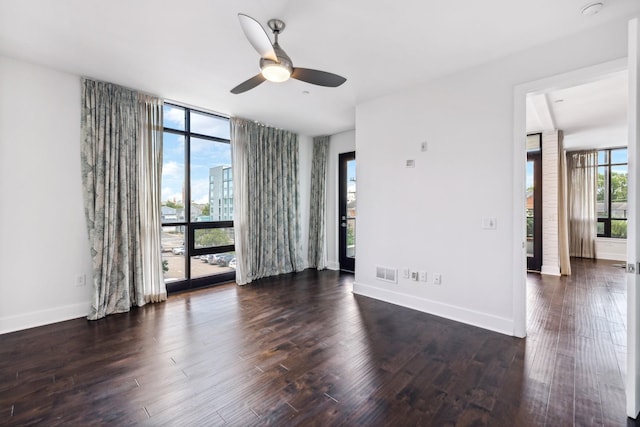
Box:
567;150;598;258
558;131;571;275
138;94;167;303
231;118;250;285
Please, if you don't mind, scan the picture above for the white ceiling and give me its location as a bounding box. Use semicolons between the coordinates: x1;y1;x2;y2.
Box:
526;70;628;150
1;0;639;136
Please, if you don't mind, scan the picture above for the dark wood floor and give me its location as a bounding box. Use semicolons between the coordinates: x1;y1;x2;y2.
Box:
0;258;635;426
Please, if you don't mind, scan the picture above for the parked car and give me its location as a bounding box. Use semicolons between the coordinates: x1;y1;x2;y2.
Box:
172;246;184;255
229;258;236;269
217;253;234;267
206;254;220;264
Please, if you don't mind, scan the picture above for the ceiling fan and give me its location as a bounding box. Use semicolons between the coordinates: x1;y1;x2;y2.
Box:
231;13;347;94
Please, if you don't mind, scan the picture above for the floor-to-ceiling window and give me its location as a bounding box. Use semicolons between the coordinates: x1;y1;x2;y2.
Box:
597;147;627;238
161;103;235;292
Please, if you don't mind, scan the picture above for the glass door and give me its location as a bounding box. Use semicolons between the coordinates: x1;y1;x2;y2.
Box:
339;152;356;272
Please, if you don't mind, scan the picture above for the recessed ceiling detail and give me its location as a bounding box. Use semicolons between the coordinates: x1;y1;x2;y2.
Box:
526;71;628;150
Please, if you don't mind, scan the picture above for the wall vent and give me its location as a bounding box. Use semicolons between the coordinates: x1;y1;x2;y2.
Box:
376;266;397;283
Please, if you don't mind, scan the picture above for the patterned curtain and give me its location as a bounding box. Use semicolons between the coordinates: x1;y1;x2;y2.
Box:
81;79;166;320
308;136;330;269
231;117;303;285
567;150;598;258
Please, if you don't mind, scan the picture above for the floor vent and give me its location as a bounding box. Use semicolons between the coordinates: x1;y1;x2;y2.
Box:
376;266;397;283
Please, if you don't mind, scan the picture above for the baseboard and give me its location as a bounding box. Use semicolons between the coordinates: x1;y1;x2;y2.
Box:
353;282;514;336
540;265;561;276
327;261;340;271
0;302;88;335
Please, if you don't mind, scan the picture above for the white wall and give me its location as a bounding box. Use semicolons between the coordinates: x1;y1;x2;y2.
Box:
353;17;632;335
596;237;627;261
326;130;356;270
0;55;92;334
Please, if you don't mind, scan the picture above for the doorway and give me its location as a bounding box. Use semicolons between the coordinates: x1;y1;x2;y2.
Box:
514;56;636;415
339;151;356;272
514;59;629;336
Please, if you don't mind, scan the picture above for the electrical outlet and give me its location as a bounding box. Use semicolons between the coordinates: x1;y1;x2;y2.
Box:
628;263;636;274
433;274;442;285
403;269;410;279
419;271;427;282
411;271;419;281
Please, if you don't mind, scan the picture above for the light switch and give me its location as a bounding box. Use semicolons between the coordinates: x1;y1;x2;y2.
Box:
482;217;497;230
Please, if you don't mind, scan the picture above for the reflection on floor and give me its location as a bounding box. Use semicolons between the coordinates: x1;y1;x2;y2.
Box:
526;257;627;425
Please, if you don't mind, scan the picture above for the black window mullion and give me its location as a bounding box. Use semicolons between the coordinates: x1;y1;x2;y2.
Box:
608;159;612;235
189;132;230;143
184;108;192;279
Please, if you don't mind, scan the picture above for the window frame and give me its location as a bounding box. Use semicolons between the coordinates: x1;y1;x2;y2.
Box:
162;103;235;292
597;147;627;239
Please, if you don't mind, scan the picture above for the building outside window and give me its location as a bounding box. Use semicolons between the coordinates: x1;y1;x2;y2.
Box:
209;165;234;221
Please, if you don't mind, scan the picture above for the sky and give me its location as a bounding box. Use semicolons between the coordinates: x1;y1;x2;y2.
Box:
347;158;356;194
526;161;533;192
162;105;231;204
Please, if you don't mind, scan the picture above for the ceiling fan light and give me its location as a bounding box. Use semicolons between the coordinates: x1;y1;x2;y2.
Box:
261;63;291;82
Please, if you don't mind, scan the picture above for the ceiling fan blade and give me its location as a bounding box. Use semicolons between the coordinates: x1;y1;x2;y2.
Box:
291;68;347;87
231;74;266;94
238;13;277;62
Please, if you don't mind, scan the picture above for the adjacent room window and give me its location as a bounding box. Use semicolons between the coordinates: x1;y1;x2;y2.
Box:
597;148;627;238
161;103;235;292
